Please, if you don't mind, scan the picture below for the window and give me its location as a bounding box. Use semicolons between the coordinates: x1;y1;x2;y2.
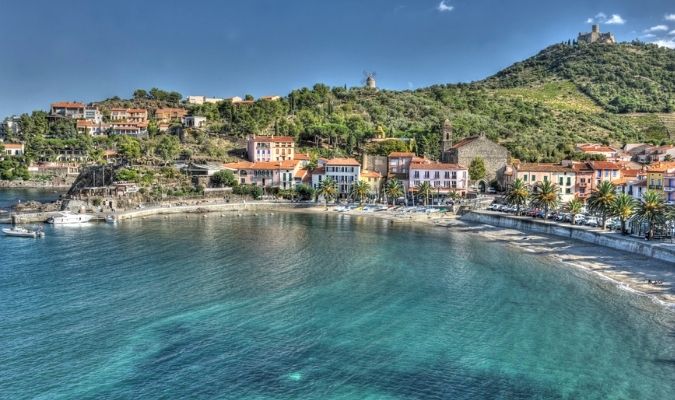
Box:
444;171;450;179
434;180;441;187
559;177;563;185
424;171;430;179
452;171;457;179
543;176;548;182
532;175;536;182
566;188;572;194
566;177;571;186
434;171;440;179
413;171;419;179
414;180;420;186
523;174;528;181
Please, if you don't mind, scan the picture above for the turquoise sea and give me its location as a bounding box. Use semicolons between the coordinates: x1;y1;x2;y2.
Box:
1;192;674;399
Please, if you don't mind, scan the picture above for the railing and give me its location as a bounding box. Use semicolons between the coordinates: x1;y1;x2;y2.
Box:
664;187;675;192
648;185;663;190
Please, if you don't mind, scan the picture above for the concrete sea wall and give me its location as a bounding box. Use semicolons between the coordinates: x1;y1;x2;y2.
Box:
461;211;675;264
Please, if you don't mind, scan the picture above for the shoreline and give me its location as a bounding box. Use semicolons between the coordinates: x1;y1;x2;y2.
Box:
121;201;674;309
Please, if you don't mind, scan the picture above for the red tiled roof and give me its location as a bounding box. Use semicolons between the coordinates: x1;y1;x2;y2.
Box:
388;152;415;158
516;163;575;173
294;168;309;178
325;158;361;166
51;102;84;109
360;170;382;178
3;143;24;149
410;162;466;170
578;144;615;153
589;161;621;170
294;153;310;160
312;167;325;174
76;120;96;128
224;159;299;171
250;135;294;143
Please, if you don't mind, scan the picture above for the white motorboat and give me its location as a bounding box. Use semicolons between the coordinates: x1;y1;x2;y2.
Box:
105;215;117;224
2;226;45;238
47;212;94;224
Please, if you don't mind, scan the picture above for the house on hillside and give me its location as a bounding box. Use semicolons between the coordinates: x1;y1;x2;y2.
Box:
50;102;85;119
183;115;207;129
223;159;301;190
246;135;295;162
3;143;24;156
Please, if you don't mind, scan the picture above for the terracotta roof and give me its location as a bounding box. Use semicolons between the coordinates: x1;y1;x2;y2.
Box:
294;168;309;178
51;102;84;108
250;135;294;143
388;152;415;158
588;161;621;170
360;170;382;178
224;159;299;171
76;120;95;128
646;162;675;173
294;153;310;160
572;162;593;173
410;162;466;170
128;108;147;113
325;158;361;166
3;143;24;149
620;169;640;178
516;163;574;173
110;108;127;112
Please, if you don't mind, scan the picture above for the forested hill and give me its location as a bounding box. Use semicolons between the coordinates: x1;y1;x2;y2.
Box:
196;42;673;163
480;42;675;113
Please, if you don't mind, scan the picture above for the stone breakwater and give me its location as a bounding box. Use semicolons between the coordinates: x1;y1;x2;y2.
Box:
461;211;675;264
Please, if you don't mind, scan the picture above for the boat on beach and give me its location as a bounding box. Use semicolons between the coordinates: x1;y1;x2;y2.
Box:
47;212;94;224
2;226;45;238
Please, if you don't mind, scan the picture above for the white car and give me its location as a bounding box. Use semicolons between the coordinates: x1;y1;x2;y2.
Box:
584;217;599;227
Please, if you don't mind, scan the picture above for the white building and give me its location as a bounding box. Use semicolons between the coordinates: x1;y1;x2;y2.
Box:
311;158;361;198
187;96;224;105
83;107;102;124
183;115;207;129
3;143;24;156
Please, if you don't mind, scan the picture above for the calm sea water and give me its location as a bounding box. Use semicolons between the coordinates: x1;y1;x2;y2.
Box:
0;188;64;210
1;202;674;398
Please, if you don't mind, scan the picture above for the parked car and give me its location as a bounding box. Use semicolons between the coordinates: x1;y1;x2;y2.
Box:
584;217;599;227
573;214;586;225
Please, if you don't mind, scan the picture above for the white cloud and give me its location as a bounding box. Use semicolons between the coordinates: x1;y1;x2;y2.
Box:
605;14;626;25
665;14;675;21
652;38;675;48
437;1;453;12
669;30;675;35
586;12;625;25
644;24;669;32
642;33;656;38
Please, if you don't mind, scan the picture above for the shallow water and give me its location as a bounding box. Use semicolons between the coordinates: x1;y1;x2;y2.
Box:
1;212;673;399
0;187;64;210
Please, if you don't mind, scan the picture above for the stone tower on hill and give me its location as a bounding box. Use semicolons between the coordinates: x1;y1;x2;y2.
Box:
578;24;616;44
440;119;453;162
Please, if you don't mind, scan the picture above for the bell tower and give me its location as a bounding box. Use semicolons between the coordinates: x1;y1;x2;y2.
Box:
441;119;453;162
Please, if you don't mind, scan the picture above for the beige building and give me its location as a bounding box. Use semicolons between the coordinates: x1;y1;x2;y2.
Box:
515;163;576;203
247;135;295;162
360;170;383;199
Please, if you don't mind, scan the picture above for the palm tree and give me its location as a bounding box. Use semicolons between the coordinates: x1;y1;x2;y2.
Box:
416;181;432;206
565;197;584;225
351;180;370;205
634;190;667;240
317;177;338;210
385;179;404;205
611;193;636;235
530;180;560;219
504;178;529;215
587;181;616;229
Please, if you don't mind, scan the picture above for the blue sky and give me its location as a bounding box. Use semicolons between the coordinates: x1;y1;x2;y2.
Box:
0;0;673;117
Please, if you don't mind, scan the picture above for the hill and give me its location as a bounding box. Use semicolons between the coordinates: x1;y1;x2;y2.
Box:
7;42;675;165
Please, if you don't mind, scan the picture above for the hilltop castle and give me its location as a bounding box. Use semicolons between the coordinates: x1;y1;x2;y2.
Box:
577;24;616;45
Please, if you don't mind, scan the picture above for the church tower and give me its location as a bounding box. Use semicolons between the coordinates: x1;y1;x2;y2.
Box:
441;119;453;162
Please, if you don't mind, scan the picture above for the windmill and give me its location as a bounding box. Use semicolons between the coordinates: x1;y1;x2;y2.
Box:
362;71;377;89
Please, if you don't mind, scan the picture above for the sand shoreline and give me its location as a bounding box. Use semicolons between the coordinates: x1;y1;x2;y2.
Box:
120;202;675;309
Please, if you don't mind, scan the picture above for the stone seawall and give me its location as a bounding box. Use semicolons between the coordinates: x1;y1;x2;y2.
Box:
116;202;312;220
461;211;675;264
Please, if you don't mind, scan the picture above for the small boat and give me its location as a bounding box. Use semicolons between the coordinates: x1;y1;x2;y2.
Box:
105;215;117;224
2;226;45;238
47;211;94;224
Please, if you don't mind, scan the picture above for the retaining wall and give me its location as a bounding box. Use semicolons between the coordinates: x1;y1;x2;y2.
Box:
461;211;675;264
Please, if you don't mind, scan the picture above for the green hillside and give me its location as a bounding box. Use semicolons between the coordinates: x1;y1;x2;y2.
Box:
7;42;675;165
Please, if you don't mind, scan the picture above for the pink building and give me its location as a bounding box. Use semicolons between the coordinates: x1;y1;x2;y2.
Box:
246;135;295;162
409;161;468;195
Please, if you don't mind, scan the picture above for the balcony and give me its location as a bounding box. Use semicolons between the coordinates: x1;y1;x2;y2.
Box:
664;187;675;192
578;182;587;188
648;185;663;190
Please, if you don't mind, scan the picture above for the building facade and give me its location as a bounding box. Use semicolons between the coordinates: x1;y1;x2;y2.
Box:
443;135;510;190
515;163;576;202
311;158;361;198
409;161;469;195
246;135;295;162
50;102;85;119
224;160;300;190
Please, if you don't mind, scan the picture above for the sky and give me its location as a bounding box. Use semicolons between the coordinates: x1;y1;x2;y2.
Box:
0;0;674;117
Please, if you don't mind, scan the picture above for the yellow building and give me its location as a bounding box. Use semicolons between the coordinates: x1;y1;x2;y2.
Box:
360;170;383;199
646;162;675;191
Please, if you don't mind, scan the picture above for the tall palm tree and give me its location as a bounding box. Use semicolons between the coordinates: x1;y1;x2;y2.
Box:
565;197;584;225
416;181;432;206
587;181;616;229
385;179;404;206
505;178;529;215
611;193;636;235
351;180;370;205
530;180;560;219
317;177;338;210
634;190;667;240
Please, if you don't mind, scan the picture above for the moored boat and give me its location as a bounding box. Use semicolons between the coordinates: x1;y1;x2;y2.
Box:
2;226;45;238
47;212;94;224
